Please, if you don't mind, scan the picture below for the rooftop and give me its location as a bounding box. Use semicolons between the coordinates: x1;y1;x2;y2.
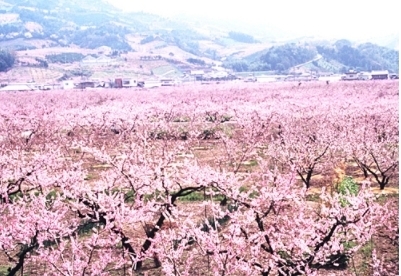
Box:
371;70;389;75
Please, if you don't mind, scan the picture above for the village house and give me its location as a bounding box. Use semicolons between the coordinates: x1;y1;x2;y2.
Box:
190;70;205;81
114;78;123;88
371;70;389;80
122;78;138;88
0;84;35;91
160;78;176;86
77;81;97;89
62;80;75;90
358;72;371;80
341;70;359;81
41;84;61;90
137;79;162;88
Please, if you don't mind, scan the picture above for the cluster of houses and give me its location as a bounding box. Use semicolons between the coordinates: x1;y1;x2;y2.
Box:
0;77;179;91
0;69;398;92
192;69;398;83
340;70;398;81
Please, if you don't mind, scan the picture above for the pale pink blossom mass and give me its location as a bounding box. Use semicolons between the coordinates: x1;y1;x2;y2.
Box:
0;81;398;275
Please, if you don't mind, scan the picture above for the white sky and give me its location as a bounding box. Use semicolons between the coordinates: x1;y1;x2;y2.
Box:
109;0;399;40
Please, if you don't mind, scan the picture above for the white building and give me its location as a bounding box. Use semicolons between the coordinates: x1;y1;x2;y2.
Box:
140;80;162;88
341;70;359;81
62;80;75;90
0;84;36;91
160;79;176;86
122;78;138;88
358;72;371;80
371;70;389;80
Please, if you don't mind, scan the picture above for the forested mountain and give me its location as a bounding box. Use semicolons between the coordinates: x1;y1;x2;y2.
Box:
0;0;398;74
223;44;317;72
223;40;399;73
316;40;399;73
0;0;144;50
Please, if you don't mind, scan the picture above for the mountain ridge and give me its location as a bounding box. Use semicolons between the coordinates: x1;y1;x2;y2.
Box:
0;0;398;80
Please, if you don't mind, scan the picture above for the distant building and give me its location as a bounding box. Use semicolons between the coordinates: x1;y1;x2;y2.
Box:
160;79;176;86
358;72;371;80
201;71;231;81
122;78;138;88
62;80;75;90
77;81;96;89
371;70;389;80
114;78;123;88
244;74;257;82
0;84;36;91
342;70;359;81
190;70;205;81
42;84;60;90
138;80;162;88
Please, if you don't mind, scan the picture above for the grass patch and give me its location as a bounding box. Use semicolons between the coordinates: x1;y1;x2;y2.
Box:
123;190;135;202
0;265;10;276
8;191;23;201
354;240;374;275
239;185;249;193
360;240;374;257
375;192;399;204
178;191;225;202
178;192;204;201
238;185;259;198
45;190;60;200
336;176;359;207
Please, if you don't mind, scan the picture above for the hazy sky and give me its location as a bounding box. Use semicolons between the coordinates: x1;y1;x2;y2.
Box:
109;0;398;40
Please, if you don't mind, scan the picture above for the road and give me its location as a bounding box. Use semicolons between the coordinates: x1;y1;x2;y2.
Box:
290;54;322;70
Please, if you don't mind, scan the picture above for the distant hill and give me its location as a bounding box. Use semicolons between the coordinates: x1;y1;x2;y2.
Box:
316;41;399;73
0;0;138;50
0;0;398;80
223;40;399;73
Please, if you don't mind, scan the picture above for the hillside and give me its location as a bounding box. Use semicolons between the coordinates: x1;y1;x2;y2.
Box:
0;0;399;82
224;40;399;73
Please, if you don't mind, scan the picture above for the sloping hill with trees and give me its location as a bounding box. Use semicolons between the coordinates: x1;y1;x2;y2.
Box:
0;1;398;75
316;40;399;73
223;40;399;73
